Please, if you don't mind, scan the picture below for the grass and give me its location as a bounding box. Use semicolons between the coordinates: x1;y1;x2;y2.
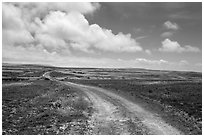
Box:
2;64;202;135
2;79;93;135
67;79;202;134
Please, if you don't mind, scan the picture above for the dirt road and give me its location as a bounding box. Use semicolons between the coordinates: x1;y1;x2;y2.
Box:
45;72;183;135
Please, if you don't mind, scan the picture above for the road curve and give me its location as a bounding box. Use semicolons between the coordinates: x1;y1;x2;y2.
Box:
44;72;183;135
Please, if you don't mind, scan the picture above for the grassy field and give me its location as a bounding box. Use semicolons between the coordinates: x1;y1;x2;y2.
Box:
68;79;201;119
2;79;93;134
2;63;202;134
64;69;202;134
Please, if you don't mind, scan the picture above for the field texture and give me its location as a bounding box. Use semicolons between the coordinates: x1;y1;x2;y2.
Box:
2;64;202;135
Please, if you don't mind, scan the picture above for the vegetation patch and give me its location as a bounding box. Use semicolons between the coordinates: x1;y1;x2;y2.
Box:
2;80;93;135
68;79;202;134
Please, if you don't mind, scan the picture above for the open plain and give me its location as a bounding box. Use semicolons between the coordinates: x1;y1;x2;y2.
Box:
2;63;202;135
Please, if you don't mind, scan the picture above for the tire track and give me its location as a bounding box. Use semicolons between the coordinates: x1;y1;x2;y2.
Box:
62;81;183;135
44;72;183;135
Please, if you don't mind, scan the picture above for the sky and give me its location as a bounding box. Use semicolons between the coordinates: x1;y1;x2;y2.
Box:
2;2;202;72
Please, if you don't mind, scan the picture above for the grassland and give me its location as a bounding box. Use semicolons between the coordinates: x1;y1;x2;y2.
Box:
55;68;202;134
2;64;93;135
2;63;202;134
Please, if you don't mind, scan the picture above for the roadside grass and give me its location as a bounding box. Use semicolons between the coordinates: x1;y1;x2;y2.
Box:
2;79;93;135
67;79;202;134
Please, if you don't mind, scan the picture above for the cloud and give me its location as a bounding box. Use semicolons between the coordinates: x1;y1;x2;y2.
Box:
160;31;174;38
3;2;142;57
161;21;179;37
2;3;34;45
135;58;168;65
3;3;200;72
35;11;142;53
35;33;68;53
1;46;167;69
3;44;200;72
163;21;179;30
14;2;100;20
159;39;200;53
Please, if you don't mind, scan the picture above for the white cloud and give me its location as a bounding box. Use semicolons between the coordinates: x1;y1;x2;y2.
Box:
163;21;179;30
2;45;201;71
3;3;23;30
2;3;34;45
3;3;142;55
183;45;201;52
2;46;168;68
135;58;168;65
159;39;200;53
14;2;100;20
34;11;142;53
3;3;200;72
2;2;100;47
35;33;68;53
161;32;173;38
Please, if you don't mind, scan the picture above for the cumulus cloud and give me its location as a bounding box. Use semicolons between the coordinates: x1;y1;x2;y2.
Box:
163;21;179;30
13;2;100;21
3;3;34;45
35;11;142;53
159;39;200;53
161;21;178;37
2;3;201;72
35;33;68;53
3;2;142;56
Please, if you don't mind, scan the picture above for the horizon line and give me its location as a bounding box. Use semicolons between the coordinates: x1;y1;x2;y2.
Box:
2;62;202;73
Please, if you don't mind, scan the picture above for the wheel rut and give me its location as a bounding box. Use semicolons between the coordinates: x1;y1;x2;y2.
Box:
61;81;183;135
